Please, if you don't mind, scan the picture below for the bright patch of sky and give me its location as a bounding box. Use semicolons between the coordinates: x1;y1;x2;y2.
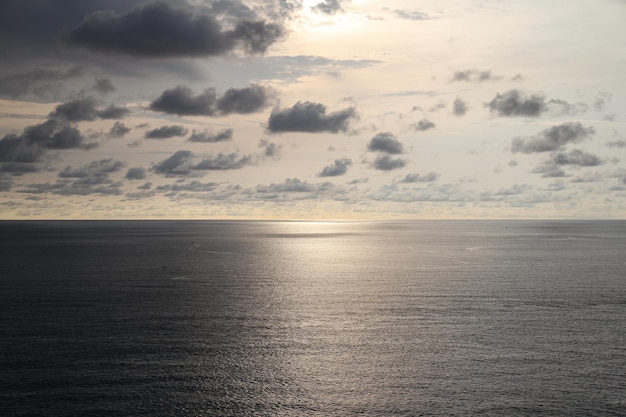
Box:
0;0;625;219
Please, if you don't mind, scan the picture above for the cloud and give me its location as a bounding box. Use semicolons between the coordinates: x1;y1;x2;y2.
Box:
393;9;430;20
126;167;146;180
593;92;612;111
49;97;100;121
216;84;274;114
65;2;284;57
367;132;404;154
150;84;272;116
97;104;130;119
150;86;217;116
0;119;94;174
156;180;220;193
486;90;547;117
268;101;357;133
493;184;531;196
59;158;124;184
92;78;115;94
486;91;587;118
145;125;188;139
551;149;602;166
187;128;233;143
0;66;84;101
607;139;626;148
21;181;123;196
152;150;195;176
107;121;131;138
0;162;40;176
372;155;406;171
547;99;588;116
429;100;446;112
318;158;352;177
227;178;352;203
193;152;252;171
313;0;345;15
151;149;253;176
453;97;468;116
531;163;566;178
451;69;501;82
259;139;281;159
410;118;435;131
19;158;127;196
511;122;595;153
398;172;439;183
49;97;130;121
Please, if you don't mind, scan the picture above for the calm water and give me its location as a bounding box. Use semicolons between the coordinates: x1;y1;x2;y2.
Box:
1;220;624;416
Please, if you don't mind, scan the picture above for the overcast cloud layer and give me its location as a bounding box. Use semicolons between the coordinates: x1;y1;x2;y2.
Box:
0;0;625;219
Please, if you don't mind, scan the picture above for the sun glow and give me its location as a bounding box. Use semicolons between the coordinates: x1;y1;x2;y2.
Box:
296;0;365;34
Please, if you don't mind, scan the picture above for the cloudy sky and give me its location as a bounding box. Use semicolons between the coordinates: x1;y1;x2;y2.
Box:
1;0;625;219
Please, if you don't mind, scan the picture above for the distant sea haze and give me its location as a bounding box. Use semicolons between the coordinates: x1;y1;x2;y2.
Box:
1;220;624;416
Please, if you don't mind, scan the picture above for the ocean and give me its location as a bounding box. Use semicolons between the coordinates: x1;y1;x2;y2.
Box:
1;220;624;416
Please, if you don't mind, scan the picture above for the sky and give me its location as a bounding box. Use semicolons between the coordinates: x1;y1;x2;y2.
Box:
0;0;625;220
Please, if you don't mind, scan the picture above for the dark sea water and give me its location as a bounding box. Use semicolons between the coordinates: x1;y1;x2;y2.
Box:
1;220;624;416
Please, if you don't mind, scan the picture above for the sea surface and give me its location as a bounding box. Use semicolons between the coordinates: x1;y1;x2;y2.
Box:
1;220;624;416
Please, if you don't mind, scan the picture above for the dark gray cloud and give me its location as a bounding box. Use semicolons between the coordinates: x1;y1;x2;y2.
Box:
268;101;357;133
126;167;146;180
511;122;595;153
0;178;12;191
551;149;602;166
193;152;252;171
49;97;99;121
0;66;84;101
156;180;220;193
20;158;127;196
150;86;217;116
452;69;501;82
259;139;281;159
145;125;188;139
152;150;195;176
107;121;131;138
59;159;124;184
150;84;272;116
0;162;40;176
531;163;566;178
393;9;429;20
256;178;316;193
487;90;589;117
486;90;546;117
65;2;284;57
372;155;406;171
216;85;274;114
97;104;131;119
151;149;252;176
367;132;404;154
92;78;115;94
398;172;439;183
492;184;531;196
318;158;352;177
187;128;233;143
453;97;468;116
49;97;130;121
21;180;123;196
411;118;435;131
313;0;345;15
0;119;94;175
